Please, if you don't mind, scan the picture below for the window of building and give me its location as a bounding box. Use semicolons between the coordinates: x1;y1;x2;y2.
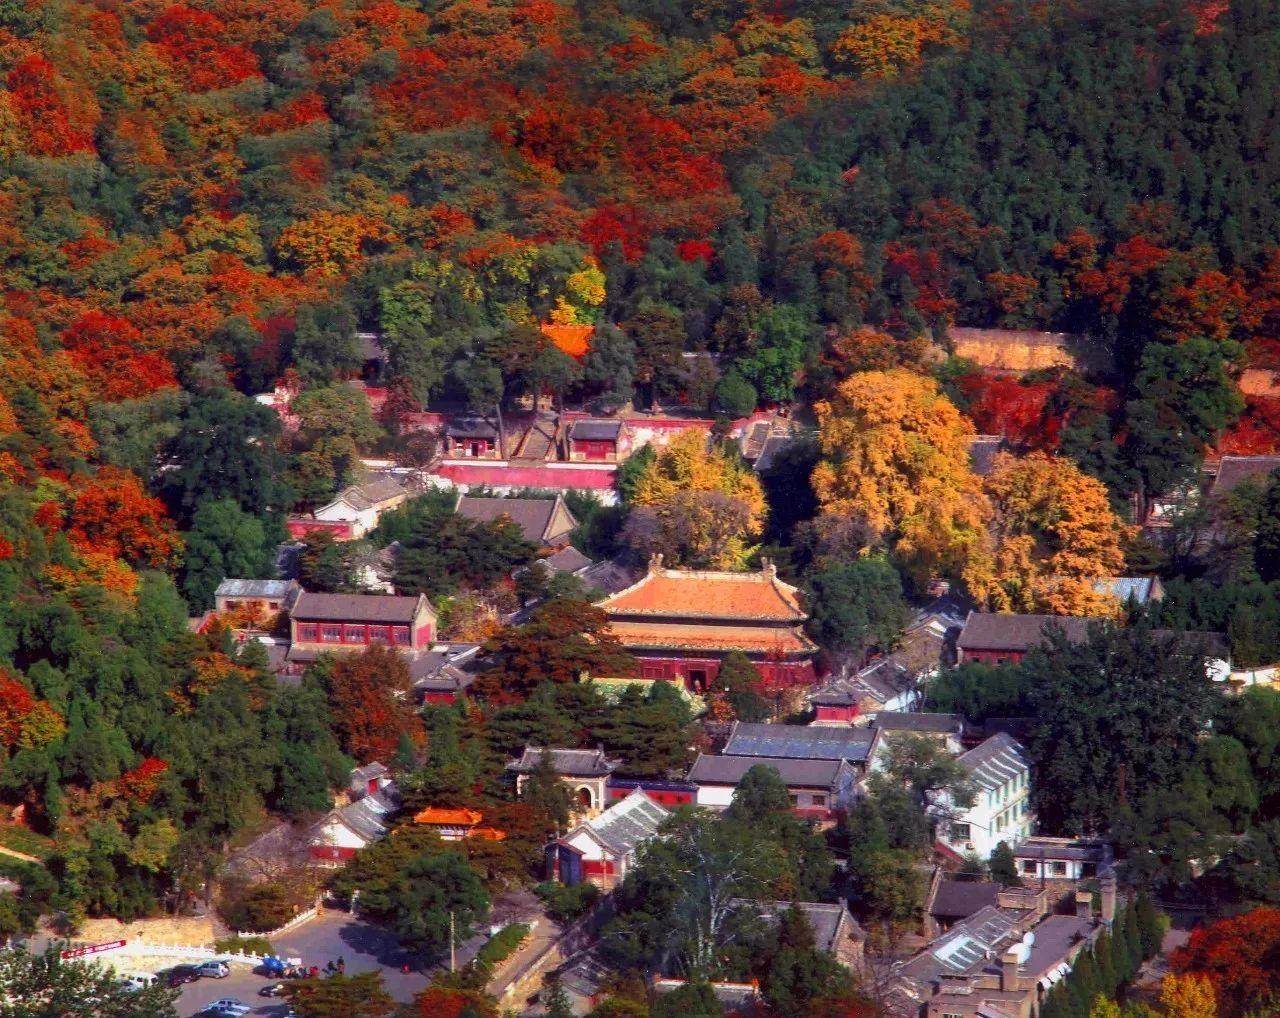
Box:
321;625;341;643
1021;860;1036;874
344;625;366;643
369;625;390;644
812;794;826;807
297;623;317;641
1051;861;1067;876
268;601;279;610
788;795;798;807
943;1012;964;1018
393;626;411;645
949;822;971;843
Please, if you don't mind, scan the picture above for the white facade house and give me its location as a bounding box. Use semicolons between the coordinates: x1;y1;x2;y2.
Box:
311;476;408;539
936;733;1033;860
550;789;670;889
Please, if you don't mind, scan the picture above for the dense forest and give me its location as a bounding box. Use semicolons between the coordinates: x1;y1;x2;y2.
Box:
2;0;1280;955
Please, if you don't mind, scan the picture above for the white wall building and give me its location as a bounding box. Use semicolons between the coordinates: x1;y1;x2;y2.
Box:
936;733;1033;860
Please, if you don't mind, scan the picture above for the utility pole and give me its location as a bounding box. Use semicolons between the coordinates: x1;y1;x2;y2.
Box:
449;911;456;973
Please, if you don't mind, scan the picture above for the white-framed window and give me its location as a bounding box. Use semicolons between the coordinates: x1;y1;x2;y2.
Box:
949;822;971;842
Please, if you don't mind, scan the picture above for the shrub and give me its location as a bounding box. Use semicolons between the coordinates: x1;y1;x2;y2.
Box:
220;882;296;932
214;934;275;956
535;881;600;924
473;923;530;974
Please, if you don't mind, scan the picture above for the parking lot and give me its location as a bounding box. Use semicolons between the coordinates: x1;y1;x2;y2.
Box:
170;907;435;1016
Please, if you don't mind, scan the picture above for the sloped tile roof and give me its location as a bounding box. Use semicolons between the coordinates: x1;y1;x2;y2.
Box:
575;789;669;856
456;495;577;545
724;722;875;763
292;591;425;624
215;578;296;600
1210;454;1280;498
570;419;622;441
542;546;592;574
873;712;965;735
601;562;806;621
931;879;1002;920
686;753;844;788
608;620;815;655
508;746;619;777
957;612;1092;652
956;733;1028;792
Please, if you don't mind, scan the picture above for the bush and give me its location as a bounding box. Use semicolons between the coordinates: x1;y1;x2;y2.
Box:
715;369;758;417
535;881;600;924
473;923;530;974
214;934;275;956
220;882;297;932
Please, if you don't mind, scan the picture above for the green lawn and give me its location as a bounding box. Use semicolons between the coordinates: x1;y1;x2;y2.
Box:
0;825;55;860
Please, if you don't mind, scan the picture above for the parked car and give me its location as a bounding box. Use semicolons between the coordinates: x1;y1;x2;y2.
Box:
165;964;200;987
208;1000;251;1017
259;981;287;997
118;973;157;993
195;960;231;978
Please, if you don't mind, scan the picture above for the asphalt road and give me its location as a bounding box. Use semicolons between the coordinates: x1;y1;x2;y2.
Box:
176;893;544;1016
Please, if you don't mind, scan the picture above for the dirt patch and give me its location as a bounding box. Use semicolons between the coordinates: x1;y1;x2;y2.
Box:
77;913;225;948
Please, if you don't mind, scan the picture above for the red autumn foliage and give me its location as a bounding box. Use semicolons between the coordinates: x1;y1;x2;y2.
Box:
255;92;330;134
67;467;182;568
146;6;261;92
118;757;169;804
0;670;36;747
1170;906;1280;1014
677;239;714;263
883;241;956;321
6;56;97;157
61;311;178;401
1219;395;1280;455
581;203;652;261
329;646;420;763
1076;234;1172;314
959;374;1064;450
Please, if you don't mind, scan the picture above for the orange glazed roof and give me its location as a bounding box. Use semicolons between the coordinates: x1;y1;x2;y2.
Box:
600;559;806;622
608;621;816;656
414;807;483;826
540;323;593;359
470;827;507;841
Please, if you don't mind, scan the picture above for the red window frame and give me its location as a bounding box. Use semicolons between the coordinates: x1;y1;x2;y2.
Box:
393;626;411;646
297;623;317;641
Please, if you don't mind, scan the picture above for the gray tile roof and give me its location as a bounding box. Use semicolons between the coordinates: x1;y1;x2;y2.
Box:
350;762;388;784
456;495;576;545
579;559;638;595
957;612;1094;653
959;612;1228;660
686;753;845;788
873;712;965;734
724;722;875;763
542;546;592;574
956;733;1028;792
570;419;623;442
734;899;858;954
292;591;425;624
1209;454;1280;498
446;417;499;439
898;905;1022;984
508;746;619;777
931;879;1002;920
215;578;296;600
576;790;669;856
332;787;398;843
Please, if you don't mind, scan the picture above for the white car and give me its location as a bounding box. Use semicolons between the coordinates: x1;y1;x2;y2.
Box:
195;960;230;978
118;973;156;993
208;1000;251;1017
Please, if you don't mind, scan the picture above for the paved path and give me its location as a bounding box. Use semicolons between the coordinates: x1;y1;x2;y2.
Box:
0;844;41;864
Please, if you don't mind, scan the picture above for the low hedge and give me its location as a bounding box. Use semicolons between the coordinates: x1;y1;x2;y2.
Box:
473;923;530;973
214;934;276;957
